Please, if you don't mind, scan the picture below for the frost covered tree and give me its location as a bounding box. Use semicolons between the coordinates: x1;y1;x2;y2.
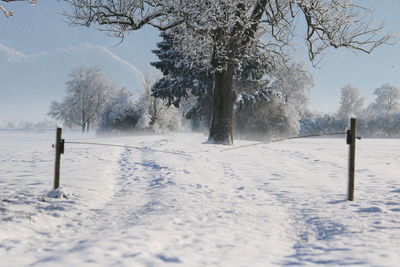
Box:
97;87;140;133
65;0;392;144
1;0;36;17
300;113;342;135
359;84;400;137
34;119;58;130
135;72;160;130
233;57;296;139
234;59;311;139
235;90;300;140
371;84;400;116
336;84;364;120
48;67;116;133
136;72;182;133
5;122;16;129
270;63;313;117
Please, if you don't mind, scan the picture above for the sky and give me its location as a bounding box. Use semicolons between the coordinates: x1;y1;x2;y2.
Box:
1;0;400;126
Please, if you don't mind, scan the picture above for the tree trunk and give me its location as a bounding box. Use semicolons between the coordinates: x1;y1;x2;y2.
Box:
86;121;90;133
150;97;158;126
81;113;86;133
208;63;236;145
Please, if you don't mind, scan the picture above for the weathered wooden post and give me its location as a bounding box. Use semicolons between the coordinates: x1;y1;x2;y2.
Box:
347;118;357;201
53;127;64;189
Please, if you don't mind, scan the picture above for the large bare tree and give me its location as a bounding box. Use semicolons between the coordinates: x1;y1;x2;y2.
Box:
1;0;36;17
65;0;392;144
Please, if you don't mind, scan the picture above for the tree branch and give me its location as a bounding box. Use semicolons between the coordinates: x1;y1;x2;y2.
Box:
1;0;36;17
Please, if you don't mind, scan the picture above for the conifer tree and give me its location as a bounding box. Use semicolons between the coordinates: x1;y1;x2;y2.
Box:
151;31;214;129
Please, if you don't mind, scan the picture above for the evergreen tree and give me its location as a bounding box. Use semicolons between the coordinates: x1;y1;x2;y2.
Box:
151;31;214;130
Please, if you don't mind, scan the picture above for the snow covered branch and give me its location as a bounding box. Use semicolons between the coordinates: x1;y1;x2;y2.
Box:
297;0;394;63
64;0;184;38
1;0;37;17
64;0;393;68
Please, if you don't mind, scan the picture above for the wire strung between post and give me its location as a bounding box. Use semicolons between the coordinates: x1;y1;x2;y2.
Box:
64;141;189;156
221;132;347;152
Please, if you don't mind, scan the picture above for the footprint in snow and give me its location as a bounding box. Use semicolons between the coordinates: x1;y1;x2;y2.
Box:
357;207;382;213
156;254;181;263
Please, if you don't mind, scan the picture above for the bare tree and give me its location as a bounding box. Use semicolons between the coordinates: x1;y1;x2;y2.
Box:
48;67;116;133
135;71;182;133
271;63;314;117
1;0;36;17
65;0;393;144
372;84;400;115
337;84;364;120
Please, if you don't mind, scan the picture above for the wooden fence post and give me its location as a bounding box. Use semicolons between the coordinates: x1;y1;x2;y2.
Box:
54;127;62;189
347;118;356;201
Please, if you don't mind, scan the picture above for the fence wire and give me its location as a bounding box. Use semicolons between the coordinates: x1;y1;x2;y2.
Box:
221;132;347;152
64;132;348;155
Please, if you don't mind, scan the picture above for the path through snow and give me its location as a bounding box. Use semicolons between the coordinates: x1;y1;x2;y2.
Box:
1;132;399;266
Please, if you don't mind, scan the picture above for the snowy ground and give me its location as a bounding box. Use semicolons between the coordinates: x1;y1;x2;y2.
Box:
1;131;399;266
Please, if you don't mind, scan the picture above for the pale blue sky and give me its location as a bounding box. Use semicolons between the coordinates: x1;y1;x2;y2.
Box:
0;0;399;125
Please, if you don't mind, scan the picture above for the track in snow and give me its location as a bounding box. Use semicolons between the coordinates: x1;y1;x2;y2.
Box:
1;133;400;266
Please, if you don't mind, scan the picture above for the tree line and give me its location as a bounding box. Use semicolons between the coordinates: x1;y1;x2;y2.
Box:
302;84;400;137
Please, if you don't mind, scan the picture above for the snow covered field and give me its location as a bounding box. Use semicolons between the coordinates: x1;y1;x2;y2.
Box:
1;131;399;266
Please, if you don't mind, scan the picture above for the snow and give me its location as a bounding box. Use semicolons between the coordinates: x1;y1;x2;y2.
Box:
1;131;400;266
